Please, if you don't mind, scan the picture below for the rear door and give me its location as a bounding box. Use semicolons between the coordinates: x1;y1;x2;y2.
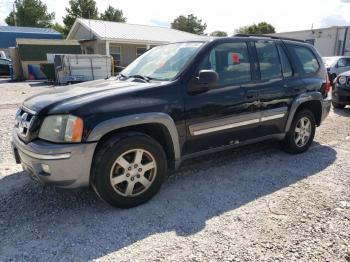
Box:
252;40;300;136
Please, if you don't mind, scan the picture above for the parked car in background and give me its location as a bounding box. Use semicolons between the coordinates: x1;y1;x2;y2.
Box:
332;71;350;108
323;56;350;82
12;36;331;208
0;58;11;77
0;51;7;59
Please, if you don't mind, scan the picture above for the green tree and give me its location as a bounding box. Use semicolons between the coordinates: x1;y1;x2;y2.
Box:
235;22;276;35
51;22;66;38
100;5;126;22
210;30;228;37
171;14;207;35
63;0;98;35
5;0;55;27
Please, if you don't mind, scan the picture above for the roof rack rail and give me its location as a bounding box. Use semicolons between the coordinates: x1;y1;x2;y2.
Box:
233;34;306;43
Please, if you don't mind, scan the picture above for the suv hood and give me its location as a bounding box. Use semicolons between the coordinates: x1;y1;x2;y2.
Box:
339;70;350;77
23;78;161;115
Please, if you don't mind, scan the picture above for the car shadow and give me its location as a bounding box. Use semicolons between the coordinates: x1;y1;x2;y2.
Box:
333;107;350;117
0;141;337;261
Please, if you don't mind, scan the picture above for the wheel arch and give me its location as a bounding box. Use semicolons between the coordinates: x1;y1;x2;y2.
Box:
285;92;323;132
87;113;181;167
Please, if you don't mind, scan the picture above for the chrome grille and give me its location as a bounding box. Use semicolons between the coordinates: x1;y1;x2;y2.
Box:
15;107;36;140
346;77;350;86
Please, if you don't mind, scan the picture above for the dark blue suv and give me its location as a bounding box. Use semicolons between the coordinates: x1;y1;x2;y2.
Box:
12;35;332;208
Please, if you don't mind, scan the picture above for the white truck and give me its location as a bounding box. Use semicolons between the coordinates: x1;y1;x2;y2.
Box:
52;54;113;85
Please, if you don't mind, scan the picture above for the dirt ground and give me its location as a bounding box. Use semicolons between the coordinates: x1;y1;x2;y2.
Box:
0;80;349;262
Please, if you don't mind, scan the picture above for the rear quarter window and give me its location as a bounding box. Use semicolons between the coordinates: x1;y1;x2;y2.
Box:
287;44;320;74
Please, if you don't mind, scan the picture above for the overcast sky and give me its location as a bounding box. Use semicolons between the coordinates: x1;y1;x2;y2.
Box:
0;0;350;34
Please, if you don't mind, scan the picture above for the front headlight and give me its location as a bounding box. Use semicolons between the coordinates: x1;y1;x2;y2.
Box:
338;76;347;85
38;115;84;143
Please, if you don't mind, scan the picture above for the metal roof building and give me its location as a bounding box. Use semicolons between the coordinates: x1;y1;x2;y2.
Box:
0;26;61;57
67;18;207;69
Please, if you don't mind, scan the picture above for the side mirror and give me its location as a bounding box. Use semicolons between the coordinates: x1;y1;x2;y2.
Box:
198;70;219;85
188;70;219;93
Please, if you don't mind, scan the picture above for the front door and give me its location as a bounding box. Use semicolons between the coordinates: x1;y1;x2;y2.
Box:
182;41;260;156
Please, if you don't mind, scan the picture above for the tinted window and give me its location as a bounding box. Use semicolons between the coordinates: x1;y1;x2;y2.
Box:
198;42;251;86
256;41;282;80
277;45;293;77
289;45;319;74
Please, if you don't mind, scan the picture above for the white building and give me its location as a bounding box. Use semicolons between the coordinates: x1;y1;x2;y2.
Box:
67;18;207;70
271;26;350;57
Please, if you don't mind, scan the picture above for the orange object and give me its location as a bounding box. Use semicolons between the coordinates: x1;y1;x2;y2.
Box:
71;117;84;142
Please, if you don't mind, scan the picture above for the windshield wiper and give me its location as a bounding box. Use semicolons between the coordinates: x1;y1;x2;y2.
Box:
118;73;128;79
127;74;154;82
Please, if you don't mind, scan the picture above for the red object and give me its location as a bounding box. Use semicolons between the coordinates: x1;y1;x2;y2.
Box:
232;53;240;64
156;62;164;68
325;75;331;94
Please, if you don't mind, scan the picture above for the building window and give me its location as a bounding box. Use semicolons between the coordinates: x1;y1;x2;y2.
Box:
110;45;121;66
86;47;94;54
136;47;147;57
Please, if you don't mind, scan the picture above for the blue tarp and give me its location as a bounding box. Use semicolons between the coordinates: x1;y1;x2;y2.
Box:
0;26;61;48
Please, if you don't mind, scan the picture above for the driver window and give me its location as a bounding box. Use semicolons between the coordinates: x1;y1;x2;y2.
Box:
198;42;251;86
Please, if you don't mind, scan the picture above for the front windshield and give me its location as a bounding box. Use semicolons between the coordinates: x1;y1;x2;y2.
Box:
322;57;338;67
121;42;204;81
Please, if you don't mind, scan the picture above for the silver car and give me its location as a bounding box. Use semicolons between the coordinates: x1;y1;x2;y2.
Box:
323;56;350;81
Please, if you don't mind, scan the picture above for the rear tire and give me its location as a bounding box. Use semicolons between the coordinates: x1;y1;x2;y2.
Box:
283;110;316;154
332;102;345;109
91;132;167;208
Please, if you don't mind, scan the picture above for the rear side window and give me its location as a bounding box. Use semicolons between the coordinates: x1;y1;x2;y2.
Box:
255;41;282;81
288;45;320;74
277;45;293;77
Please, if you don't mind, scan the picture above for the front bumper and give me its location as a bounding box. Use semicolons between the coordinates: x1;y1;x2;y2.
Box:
11;130;97;189
332;85;350;105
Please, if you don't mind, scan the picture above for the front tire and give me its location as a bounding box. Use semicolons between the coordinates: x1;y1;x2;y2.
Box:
92;133;167;208
283;110;316;154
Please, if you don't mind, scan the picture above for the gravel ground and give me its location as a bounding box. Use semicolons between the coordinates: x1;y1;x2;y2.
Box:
0;81;349;262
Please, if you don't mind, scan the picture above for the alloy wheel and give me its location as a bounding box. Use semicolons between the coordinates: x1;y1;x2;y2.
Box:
109;149;157;197
294;117;312;147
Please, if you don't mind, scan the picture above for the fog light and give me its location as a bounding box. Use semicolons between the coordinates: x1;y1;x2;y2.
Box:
41;164;51;174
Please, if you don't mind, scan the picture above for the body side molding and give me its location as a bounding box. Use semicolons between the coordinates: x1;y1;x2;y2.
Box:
189;107;288;136
87;113;181;161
